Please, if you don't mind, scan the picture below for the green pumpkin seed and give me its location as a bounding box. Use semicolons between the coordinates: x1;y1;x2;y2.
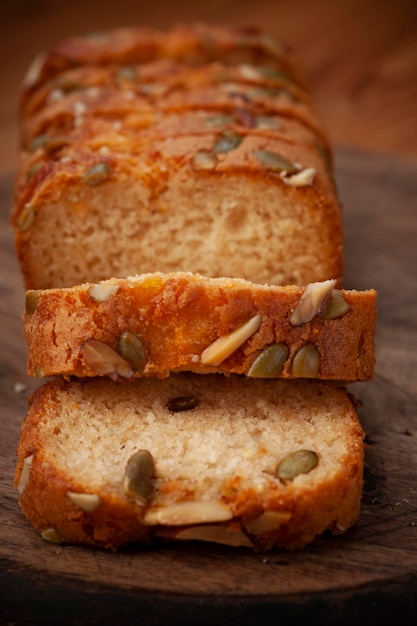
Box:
255;116;282;129
213;131;243;153
25;290;40;317
254;66;292;82
247;343;288;378
82;162;111;185
291;344;320;377
124;449;155;504
51;77;84;93
118;331;147;373
259;33;285;57
116;66;139;82
276;449;318;480
27;162;44;180
204;114;234;127
253;149;299;174
18;204;36;231
320;290;350;319
35;367;44;379
28;134;49;153
167;396;199;412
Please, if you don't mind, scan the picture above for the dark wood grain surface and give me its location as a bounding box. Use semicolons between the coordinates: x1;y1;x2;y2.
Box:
1;148;417;625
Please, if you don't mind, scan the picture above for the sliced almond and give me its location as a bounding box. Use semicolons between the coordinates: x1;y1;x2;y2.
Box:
143;501;233;526
81;338;134;379
290;279;337;326
281;167;316;187
245;511;291;535
88;283;120;302
175;524;253;548
17;454;34;495
201;314;262;366
67;491;101;512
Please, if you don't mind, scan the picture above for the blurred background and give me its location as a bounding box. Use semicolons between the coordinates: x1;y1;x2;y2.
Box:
0;0;416;176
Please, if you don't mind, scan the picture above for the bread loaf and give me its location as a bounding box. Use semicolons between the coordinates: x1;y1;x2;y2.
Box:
24;272;376;381
11;23;343;289
15;375;365;551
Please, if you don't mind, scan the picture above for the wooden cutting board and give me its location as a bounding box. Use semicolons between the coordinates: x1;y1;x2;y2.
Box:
1;148;416;625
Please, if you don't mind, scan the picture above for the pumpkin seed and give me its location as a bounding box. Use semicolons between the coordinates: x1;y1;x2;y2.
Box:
204;114;234;127
51;77;84;93
253;149;299;174
247;343;288;378
248;86;280;99
255;115;281;129
276;449;318;480
116;66;138;82
25;290;40;317
118;331;147;373
192;150;217;170
291;344;320;377
167;396;199;412
27;162;44;180
28;134;49;153
124;449;155;504
213;131;243;153
259;33;285;57
256;66;292;82
18;204;36;231
82;162;111;185
320;290;350;319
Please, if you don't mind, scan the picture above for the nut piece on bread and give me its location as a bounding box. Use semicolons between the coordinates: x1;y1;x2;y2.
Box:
11;23;343;289
14;375;365;551
24;272;376;381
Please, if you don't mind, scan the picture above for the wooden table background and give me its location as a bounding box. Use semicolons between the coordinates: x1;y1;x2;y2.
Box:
1;2;417;624
0;0;417;174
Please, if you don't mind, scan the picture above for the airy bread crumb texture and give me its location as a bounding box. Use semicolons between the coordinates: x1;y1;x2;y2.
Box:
15;375;365;550
12;22;343;290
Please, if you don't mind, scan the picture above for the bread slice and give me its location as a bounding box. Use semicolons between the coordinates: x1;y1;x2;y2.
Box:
12;24;343;289
24;272;376;381
15;375;365;551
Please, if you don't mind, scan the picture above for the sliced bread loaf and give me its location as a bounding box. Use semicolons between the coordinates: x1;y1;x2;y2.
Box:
15;374;365;551
12;23;343;289
24;272;376;381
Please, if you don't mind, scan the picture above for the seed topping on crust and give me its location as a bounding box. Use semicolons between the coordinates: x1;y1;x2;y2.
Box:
201;314;262;366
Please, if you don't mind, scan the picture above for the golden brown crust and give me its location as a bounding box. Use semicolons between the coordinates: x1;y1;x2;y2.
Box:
15;376;365;550
12;130;343;289
24;273;376;381
12;23;341;290
20;23;307;100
